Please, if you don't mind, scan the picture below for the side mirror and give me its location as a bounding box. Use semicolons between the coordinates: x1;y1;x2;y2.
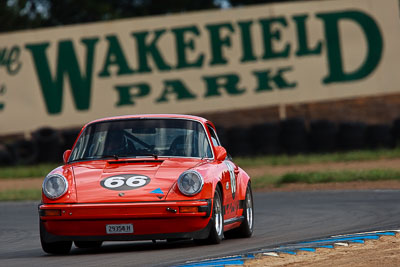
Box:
63;149;72;164
214;146;227;161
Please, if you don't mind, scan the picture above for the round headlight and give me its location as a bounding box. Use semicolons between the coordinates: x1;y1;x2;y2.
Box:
177;170;204;196
42;174;68;199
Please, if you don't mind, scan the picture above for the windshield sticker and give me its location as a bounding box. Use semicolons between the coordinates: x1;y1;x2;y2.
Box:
101;174;151;191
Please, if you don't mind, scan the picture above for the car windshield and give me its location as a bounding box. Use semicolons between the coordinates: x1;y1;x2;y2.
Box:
69;118;213;162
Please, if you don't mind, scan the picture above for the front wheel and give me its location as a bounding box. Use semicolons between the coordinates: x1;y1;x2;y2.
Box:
195;186;224;244
40;220;72;254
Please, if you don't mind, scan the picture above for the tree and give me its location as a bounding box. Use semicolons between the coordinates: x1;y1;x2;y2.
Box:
0;0;295;33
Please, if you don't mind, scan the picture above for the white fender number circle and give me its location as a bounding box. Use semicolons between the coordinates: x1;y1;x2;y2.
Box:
225;161;237;199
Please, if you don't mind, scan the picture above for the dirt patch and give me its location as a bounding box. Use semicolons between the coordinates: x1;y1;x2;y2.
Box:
0;178;42;191
244;234;400;267
253;180;400;192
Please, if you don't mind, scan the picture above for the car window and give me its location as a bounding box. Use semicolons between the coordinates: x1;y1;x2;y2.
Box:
69;119;213;161
207;125;220;147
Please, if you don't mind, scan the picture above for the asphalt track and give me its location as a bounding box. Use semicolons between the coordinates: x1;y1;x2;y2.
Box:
1;190;400;267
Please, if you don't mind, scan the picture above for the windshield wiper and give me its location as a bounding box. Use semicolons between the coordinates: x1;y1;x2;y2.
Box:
100;154;120;160
92;154;132;160
67;155;120;162
70;153;158;162
136;152;158;160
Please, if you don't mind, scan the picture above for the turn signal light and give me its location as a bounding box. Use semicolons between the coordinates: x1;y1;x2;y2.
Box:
179;206;198;213
41;209;61;216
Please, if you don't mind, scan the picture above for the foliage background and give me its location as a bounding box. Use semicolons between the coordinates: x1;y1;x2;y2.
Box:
0;0;295;33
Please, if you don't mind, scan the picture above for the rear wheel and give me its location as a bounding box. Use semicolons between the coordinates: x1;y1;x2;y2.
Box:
74;241;103;249
40;220;72;254
195;186;224;244
226;183;254;238
237;184;254;237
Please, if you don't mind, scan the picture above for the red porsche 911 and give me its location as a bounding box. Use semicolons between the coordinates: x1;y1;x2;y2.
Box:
39;114;254;254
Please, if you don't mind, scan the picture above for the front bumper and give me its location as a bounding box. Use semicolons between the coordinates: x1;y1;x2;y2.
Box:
39;200;212;242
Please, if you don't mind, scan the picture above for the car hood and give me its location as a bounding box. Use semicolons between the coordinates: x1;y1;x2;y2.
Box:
71;158;202;203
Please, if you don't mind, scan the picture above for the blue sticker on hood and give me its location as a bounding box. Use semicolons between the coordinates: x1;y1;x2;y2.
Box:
150;188;164;194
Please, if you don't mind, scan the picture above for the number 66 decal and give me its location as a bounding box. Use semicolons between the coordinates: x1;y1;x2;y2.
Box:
101;174;151;191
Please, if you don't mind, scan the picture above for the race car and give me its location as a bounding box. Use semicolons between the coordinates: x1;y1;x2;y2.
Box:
39;114;254;254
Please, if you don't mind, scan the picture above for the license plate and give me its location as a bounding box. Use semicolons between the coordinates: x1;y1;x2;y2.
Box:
106;224;134;234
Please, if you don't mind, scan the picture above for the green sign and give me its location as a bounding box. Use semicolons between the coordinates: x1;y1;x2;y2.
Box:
0;0;398;134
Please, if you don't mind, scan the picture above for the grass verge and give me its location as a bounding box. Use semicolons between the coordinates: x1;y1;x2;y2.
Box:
0;163;59;179
0;189;41;201
235;148;400;168
252;169;400;189
0;148;400;179
1;169;400;200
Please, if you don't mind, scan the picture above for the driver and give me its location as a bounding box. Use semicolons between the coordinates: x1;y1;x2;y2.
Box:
104;130;129;156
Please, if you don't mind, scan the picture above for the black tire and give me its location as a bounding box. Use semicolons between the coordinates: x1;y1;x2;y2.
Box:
226;127;251;157
9;139;38;165
225;183;254;238
236;184;254;237
195;187;224;245
280;118;308;154
74;241;103;249
40;220;72;254
0;144;13;166
32;127;64;163
249;122;280;155
337;122;366;150
309;120;337;153
366;124;394;149
393;118;400;146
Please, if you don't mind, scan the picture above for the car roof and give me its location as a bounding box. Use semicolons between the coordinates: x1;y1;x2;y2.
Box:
86;114;211;126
